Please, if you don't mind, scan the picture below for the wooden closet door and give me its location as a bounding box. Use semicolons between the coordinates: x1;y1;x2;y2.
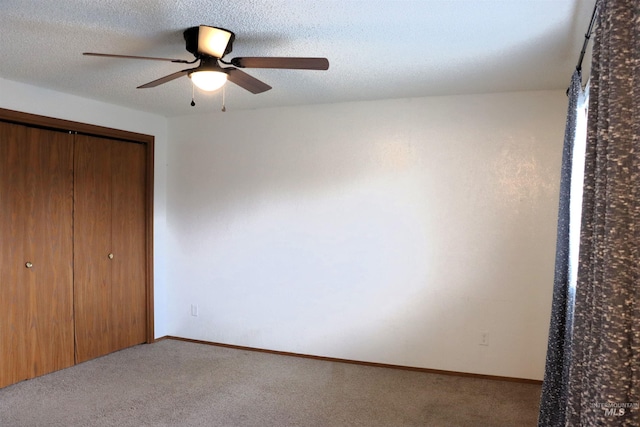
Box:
0;122;74;388
74;135;147;363
0;122;30;388
25;127;75;378
111;140;147;351
74;135;113;362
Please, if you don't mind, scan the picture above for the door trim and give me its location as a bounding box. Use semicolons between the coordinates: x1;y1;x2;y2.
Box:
0;107;155;343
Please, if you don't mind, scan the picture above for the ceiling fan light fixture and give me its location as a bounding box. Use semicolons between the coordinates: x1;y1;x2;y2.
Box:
189;70;228;91
86;24;327;95
198;26;233;58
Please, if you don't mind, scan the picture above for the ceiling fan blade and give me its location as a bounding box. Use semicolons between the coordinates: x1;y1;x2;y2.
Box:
225;68;272;94
83;52;193;64
137;68;195;89
230;57;329;70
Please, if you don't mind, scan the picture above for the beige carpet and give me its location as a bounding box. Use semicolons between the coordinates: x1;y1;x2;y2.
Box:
0;339;541;426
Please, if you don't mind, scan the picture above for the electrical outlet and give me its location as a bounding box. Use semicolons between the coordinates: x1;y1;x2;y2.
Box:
480;331;489;346
191;304;198;317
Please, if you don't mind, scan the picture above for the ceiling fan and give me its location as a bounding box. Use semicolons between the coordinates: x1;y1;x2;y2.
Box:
84;25;329;94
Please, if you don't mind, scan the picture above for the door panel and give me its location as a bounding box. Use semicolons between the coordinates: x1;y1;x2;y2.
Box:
0;122;30;388
111;141;147;350
74;135;147;363
0;122;74;388
74;135;113;363
0;110;152;387
24;127;75;378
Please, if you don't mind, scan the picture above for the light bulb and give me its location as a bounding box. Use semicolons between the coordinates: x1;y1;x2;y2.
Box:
198;26;233;58
190;71;227;91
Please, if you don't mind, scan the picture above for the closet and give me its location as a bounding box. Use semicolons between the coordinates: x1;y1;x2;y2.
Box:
74;134;148;363
0;110;153;389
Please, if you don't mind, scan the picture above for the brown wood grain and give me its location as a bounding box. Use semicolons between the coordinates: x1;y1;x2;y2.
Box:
0;122;30;388
0;122;74;388
1;108;155;348
73;135;114;363
0;107;154;145
25;127;75;377
111;141;147;349
1;109;154;387
144;138;155;342
74;136;147;363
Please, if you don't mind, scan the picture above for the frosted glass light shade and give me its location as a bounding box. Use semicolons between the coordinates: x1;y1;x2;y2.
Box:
190;71;228;91
198;26;232;58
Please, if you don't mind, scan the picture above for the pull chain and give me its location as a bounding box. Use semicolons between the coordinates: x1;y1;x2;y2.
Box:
190;82;196;107
221;85;226;112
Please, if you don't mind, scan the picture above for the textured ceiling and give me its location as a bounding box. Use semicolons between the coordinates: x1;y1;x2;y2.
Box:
0;0;595;117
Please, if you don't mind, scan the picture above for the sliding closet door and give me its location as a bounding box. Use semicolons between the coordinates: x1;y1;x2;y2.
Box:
74;135;147;363
0;122;74;388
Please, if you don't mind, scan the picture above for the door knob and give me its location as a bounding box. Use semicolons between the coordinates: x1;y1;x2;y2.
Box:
25;262;33;268
108;253;114;260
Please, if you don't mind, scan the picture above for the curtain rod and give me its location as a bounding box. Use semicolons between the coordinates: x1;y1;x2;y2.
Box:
575;2;600;72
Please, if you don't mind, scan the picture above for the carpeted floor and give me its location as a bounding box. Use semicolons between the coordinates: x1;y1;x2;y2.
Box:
0;339;541;426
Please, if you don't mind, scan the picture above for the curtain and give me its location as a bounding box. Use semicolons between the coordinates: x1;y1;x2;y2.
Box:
538;69;585;427
565;0;640;425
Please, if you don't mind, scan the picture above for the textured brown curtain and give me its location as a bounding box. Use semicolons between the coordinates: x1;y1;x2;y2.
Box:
565;0;640;425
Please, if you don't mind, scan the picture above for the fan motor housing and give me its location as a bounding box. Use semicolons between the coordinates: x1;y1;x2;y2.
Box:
184;26;235;58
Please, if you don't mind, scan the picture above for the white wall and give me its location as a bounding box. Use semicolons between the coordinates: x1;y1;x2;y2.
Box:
0;77;565;378
0;77;170;338
166;90;566;380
